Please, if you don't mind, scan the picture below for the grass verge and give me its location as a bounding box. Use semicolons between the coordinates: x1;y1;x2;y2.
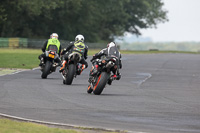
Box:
0;117;121;133
0;48;41;69
0;48;198;69
0;118;79;133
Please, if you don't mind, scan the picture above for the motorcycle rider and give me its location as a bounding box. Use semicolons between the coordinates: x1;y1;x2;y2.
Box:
59;34;88;74
90;42;122;85
38;33;62;66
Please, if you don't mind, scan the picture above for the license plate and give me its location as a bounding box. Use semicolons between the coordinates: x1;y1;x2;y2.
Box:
49;54;54;58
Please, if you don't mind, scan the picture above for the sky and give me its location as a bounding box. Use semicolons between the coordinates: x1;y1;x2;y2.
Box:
140;0;200;42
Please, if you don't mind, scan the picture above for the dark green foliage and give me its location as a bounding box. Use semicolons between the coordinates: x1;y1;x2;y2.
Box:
0;0;168;42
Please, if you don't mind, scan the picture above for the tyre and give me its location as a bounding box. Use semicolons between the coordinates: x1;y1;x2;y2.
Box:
93;72;110;95
65;64;76;85
87;85;93;94
41;60;52;79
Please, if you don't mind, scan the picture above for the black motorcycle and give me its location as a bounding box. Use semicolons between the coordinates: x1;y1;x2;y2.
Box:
87;56;120;95
61;52;83;85
41;50;59;79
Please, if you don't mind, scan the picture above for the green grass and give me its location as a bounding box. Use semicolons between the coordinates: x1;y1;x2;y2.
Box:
88;49;101;55
0;48;101;69
0;48;41;69
0;118;79;133
0;48;198;69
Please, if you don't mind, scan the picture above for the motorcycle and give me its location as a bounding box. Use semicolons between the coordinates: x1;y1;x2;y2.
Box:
41;50;59;79
87;56;119;95
61;52;83;85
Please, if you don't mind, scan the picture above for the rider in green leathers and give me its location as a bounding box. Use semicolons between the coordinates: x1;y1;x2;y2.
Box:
38;33;62;66
59;34;88;74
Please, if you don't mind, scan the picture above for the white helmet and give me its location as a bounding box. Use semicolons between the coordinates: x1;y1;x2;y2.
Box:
75;34;84;42
107;42;116;48
50;33;59;39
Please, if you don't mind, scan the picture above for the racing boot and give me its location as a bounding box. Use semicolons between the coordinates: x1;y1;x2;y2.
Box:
90;65;98;76
116;73;121;80
107;74;117;85
59;60;66;73
107;77;113;85
77;64;86;75
39;57;44;66
110;73;121;80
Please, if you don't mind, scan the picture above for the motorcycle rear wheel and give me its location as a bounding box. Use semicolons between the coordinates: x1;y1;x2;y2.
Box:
65;64;76;85
41;60;52;79
93;72;110;95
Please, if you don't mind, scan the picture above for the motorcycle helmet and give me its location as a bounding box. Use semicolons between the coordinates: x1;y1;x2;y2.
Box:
50;33;59;39
75;34;84;42
107;42;116;48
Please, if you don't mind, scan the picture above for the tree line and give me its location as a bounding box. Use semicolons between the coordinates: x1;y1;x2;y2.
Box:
0;0;168;42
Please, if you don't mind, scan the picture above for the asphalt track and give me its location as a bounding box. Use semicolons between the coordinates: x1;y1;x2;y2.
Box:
0;54;200;133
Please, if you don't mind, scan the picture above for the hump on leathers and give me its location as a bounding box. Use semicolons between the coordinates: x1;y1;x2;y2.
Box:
74;41;85;49
73;41;86;56
108;46;120;58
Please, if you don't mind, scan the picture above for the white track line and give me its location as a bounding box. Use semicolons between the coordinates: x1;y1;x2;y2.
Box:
0;113;139;133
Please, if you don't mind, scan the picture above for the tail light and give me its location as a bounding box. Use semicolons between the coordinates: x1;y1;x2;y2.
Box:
102;60;106;64
48;51;55;58
49;51;55;55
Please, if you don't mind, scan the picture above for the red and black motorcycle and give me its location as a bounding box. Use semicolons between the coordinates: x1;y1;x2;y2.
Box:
87;56;120;95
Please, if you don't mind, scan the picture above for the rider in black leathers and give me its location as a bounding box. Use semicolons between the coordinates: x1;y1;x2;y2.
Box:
59;34;88;74
90;42;122;85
